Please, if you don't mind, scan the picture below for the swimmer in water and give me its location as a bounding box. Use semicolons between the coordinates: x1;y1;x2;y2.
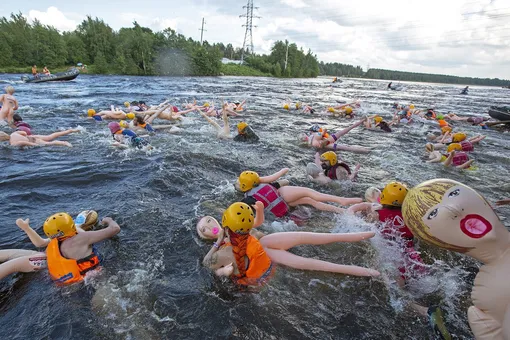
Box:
200;201;380;286
425;143;475;169
427;132;486;150
300;120;371;153
235;169;363;216
10;113;33;134
233;122;259;142
0;129;79;147
93;108;133;120
302;104;315;114
364;116;393;132
108;122;151;149
16;213;120;286
0;86;19;122
143;104;195;121
307;151;360;184
197;107;232;139
347;183;452;339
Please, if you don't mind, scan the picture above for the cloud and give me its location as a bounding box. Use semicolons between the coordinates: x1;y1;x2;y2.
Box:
27;7;78;32
280;0;309;9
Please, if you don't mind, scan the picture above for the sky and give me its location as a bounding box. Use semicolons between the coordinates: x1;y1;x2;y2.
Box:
2;0;510;79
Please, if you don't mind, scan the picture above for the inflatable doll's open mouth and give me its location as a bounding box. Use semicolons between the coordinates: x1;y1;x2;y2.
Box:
460;214;492;239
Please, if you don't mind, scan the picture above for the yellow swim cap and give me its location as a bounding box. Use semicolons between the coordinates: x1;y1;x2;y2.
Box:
43;212;76;240
119;120;128;128
283;104;290;110
328;107;335;113
124;101;130;107
380;182;408;207
237;121;248;134
222;202;254;234
452;132;467;143
441;126;452;134
126;113;135;120
409;104;415;109
87;109;96;117
320;151;337;166
344;106;353;114
238;171;260;192
295;102;302;109
374;116;383;123
203;102;210;107
447;143;462;153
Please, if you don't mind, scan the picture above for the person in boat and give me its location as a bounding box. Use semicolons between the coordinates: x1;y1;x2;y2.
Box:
200;201;380;288
17;212;120;286
235;168;362;216
461;86;469;95
107;122;151;149
42;66;51;76
31;65;40;79
299;120;371;153
234;122;259;142
0;129;79;147
0;86;19;122
307;151;360;184
333;77;338;83
347;183;452;339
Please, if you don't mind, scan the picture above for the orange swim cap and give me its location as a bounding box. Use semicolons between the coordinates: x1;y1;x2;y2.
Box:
438;120;448;127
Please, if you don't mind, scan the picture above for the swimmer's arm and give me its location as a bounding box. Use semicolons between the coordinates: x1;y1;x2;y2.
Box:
13;99;19;110
314;152;322;167
16;218;50;248
225;108;241;116
203;228;226;269
77;217;120;246
252;201;265;228
260;168;289;183
112;142;129;149
198;109;221;130
214;264;234;277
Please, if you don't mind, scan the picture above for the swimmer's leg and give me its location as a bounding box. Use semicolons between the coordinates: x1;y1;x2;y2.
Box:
288;197;345;214
260;231;375;250
469;135;486;144
264;248;379;277
457;159;474;169
327;119;364;143
0;251;46;280
329;144;371;154
280;186;363;206
443;152;454;167
34;129;79;141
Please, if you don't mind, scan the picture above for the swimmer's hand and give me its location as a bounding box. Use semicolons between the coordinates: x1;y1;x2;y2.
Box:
495;199;510;206
100;217;114;225
16;218;31;231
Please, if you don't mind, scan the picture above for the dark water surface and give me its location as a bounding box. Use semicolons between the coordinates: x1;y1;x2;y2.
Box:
0;74;509;340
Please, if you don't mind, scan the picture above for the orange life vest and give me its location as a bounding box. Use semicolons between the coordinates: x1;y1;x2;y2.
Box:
224;235;275;286
47;238;100;286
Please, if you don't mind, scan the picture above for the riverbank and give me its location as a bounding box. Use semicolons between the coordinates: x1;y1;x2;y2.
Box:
0;63;270;78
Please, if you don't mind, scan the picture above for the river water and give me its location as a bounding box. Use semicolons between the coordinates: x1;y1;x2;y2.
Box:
0;74;509;339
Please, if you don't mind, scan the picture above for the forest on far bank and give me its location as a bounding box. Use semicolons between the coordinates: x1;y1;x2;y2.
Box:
1;12;508;86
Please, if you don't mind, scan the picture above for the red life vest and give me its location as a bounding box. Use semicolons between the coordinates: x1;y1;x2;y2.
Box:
460;141;474;152
452;152;469;166
246;184;289;218
377;208;414;248
324;163;351;180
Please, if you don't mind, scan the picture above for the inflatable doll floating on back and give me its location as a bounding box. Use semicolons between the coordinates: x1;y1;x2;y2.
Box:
402;179;510;340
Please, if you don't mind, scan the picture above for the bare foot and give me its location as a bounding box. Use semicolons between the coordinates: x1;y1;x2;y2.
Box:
62;142;72;147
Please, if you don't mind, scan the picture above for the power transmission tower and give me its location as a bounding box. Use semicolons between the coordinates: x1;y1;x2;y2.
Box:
199;18;207;44
240;0;260;64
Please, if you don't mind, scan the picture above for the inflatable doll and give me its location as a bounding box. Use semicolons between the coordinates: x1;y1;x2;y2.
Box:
402;179;510;340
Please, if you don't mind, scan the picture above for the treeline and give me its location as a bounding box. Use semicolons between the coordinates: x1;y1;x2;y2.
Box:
0;13;319;78
245;41;320;78
319;62;510;87
364;68;510;87
319;62;364;78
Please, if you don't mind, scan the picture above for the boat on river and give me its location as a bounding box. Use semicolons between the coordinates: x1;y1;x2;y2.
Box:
488;106;510;121
21;68;80;83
